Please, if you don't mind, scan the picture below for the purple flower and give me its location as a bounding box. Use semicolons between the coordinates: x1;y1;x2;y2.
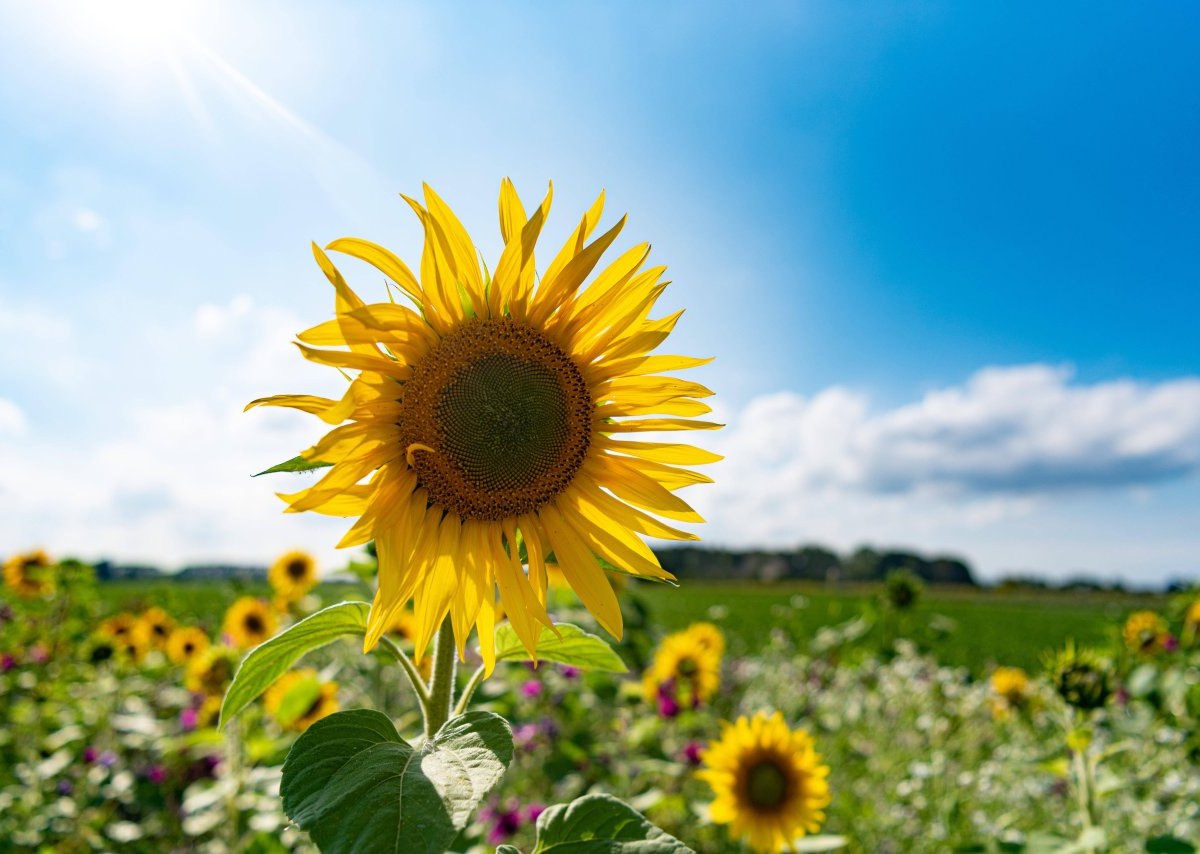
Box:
0;653;16;672
57;779;74;796
83;746;98;764
145;765;168;785
656;680;681;719
512;723;539;749
523;803;546;824
1164;634;1180;652
559;665;581;680
180;707;199;731
481;800;524;845
520;680;542;699
99;751;118;768
682;741;704;766
29;644;49;664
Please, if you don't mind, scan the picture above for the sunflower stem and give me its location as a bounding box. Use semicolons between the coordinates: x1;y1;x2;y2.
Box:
424;618;457;738
452;664;488;717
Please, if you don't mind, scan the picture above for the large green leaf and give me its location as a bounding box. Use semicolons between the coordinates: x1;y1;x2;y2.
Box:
531;793;692;853
495;623;627;673
253;455;334;477
219;601;370;728
281;708;513;854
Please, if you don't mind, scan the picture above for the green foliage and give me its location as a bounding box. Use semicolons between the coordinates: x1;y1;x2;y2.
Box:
253;456;334;477
219;601;370;728
280;708;513;854
516;793;693;853
495;623;628;673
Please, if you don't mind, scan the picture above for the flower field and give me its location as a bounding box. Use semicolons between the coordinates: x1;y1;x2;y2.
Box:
3;553;1198;852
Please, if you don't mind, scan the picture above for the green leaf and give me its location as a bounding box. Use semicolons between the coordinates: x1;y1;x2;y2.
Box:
532;793;692;853
220;601;370;728
495;623;628;673
253;456;333;477
1146;837;1197;854
274;674;322;728
281;708;513;854
496;848;523;854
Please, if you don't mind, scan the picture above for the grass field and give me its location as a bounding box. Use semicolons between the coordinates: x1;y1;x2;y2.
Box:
98;577;1162;674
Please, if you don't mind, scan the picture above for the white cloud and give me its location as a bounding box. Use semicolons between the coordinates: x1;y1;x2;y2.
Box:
692;364;1200;579
0;399;26;436
195;293;255;336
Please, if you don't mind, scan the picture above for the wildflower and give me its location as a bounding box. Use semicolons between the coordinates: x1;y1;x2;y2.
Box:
988;666;1031;719
247;181;719;672
698;712;831;853
145;765;168;785
264;668;339;732
3;549;54;598
222;597;277;650
480;798;527;846
1123;611;1168;655
180;706;199;731
98;751;118;768
512;723;539;750
83;747;98;764
29;644;49;664
166;626;210;665
519;680;542;699
1;653;16;672
682;741;704;765
1186;600;1200;633
57;780;73;796
268;549;319;602
559;664;581;680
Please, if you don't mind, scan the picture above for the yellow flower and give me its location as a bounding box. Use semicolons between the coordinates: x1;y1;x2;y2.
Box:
196;695;223;728
685;621;726;657
698;712;831;853
387;608;417;641
264;668;340;732
185;646;241;697
643;625;722;708
115;630;150;664
166;627;211;665
1123;610;1168;655
134;606;176;650
99;613;139;640
268;550;319;601
988;666;1030;719
247;181;719;672
223;597;277;650
1185;600;1200;634
3;550;54;598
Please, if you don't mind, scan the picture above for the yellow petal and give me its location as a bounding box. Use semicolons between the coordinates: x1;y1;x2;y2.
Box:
536;503;623;639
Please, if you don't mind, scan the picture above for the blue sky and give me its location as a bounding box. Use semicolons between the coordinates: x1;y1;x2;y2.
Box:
1;1;1197;584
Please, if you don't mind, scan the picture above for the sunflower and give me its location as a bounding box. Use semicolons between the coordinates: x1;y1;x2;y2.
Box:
195;695;223;728
167;626;211;665
135;606;176;650
3;550;54;599
685;621;725;657
698;711;831;853
247;181;719;671
223;597;277;650
99;613;139;641
988;666;1030;719
268;549;319;601
185;646;241;698
1122;610;1168;655
387;608;417;641
643;625;722;709
264;668;340;732
1185;600;1200;643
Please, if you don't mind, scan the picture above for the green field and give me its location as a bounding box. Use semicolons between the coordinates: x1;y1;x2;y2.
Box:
98;578;1162;674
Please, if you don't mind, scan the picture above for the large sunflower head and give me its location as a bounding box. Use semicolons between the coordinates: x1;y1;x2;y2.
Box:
222;597;277;650
264;668;340;732
248;181;720;671
698;712;831;853
3;550;55;599
1122;610;1168;655
167;626;211;665
268;549;319;601
643;625;723;711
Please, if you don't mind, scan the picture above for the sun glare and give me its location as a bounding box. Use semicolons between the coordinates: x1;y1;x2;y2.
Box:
60;0;202;69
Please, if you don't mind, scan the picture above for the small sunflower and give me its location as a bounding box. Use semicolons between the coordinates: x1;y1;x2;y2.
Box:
1123;610;1168;655
99;613;139;641
135;607;176;650
643;625;722;709
264;668;340;732
247;181;719;671
186;646;241;698
685;621;726;657
3;550;54;599
988;666;1030;719
223;597;277;650
115;631;150;664
1185;600;1200;643
387;608;417;641
196;695;223;728
698;711;831;853
167;627;211;665
268;549;319;601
